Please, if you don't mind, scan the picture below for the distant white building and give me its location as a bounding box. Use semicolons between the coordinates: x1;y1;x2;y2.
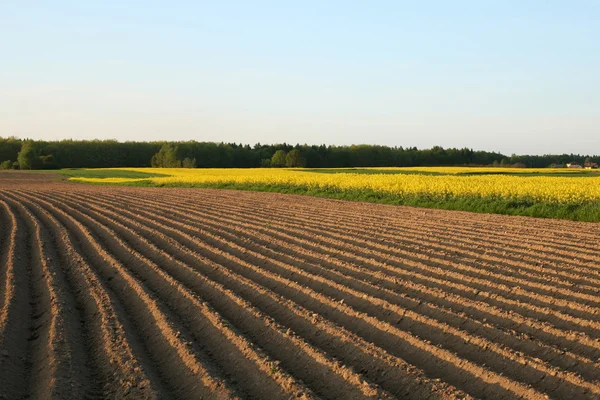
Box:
566;162;583;168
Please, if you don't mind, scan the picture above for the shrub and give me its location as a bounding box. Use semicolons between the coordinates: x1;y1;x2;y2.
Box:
0;160;13;170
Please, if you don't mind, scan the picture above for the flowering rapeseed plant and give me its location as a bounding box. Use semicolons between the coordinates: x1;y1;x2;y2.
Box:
71;167;600;206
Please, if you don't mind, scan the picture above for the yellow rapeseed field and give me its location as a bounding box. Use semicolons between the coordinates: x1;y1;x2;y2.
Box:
71;167;600;205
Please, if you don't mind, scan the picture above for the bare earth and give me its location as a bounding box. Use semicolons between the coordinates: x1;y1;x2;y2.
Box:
1;172;599;400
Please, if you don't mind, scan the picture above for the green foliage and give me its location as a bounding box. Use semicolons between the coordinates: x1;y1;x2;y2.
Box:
151;144;181;168
0;160;13;170
182;157;197;168
17;141;38;170
271;150;287;167
151;145;197;168
285;149;306;167
0;137;21;163
1;136;599;169
39;154;58;169
2;137;160;169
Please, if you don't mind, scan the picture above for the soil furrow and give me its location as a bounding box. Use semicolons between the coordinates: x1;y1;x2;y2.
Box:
15;191;228;399
108;192;600;340
136;190;600;313
33;192;322;400
7;196;88;398
0;197;32;399
73;191;600;365
0;198;17;339
148;190;599;264
131;195;600;386
149;189;600;262
68;191;600;386
110;194;600;398
59;193;400;399
151;193;600;317
81;193;547;399
3;173;599;400
179;194;600;296
52;189;465;399
189;204;600;333
3;192;162;399
112;191;600;318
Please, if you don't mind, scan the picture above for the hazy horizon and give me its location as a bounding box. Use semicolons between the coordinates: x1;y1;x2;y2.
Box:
2;1;598;156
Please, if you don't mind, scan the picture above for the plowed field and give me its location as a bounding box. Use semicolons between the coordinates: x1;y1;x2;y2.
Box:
1;172;599;399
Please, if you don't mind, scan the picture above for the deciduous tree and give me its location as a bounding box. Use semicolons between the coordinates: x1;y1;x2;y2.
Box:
271;150;287;168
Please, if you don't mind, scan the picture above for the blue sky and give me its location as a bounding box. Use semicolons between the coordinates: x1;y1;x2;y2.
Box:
1;1;598;154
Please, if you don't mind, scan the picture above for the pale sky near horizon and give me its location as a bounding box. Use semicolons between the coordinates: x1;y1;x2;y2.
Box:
1;1;598;155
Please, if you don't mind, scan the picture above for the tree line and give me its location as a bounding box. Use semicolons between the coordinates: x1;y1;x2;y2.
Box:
0;136;597;170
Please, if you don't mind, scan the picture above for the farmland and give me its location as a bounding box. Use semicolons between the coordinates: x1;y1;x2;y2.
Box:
65;166;600;221
1;171;600;399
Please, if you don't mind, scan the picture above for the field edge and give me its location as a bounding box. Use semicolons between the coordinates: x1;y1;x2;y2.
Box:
66;176;600;222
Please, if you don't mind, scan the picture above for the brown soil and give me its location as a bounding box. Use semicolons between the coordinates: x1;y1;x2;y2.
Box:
1;171;599;399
